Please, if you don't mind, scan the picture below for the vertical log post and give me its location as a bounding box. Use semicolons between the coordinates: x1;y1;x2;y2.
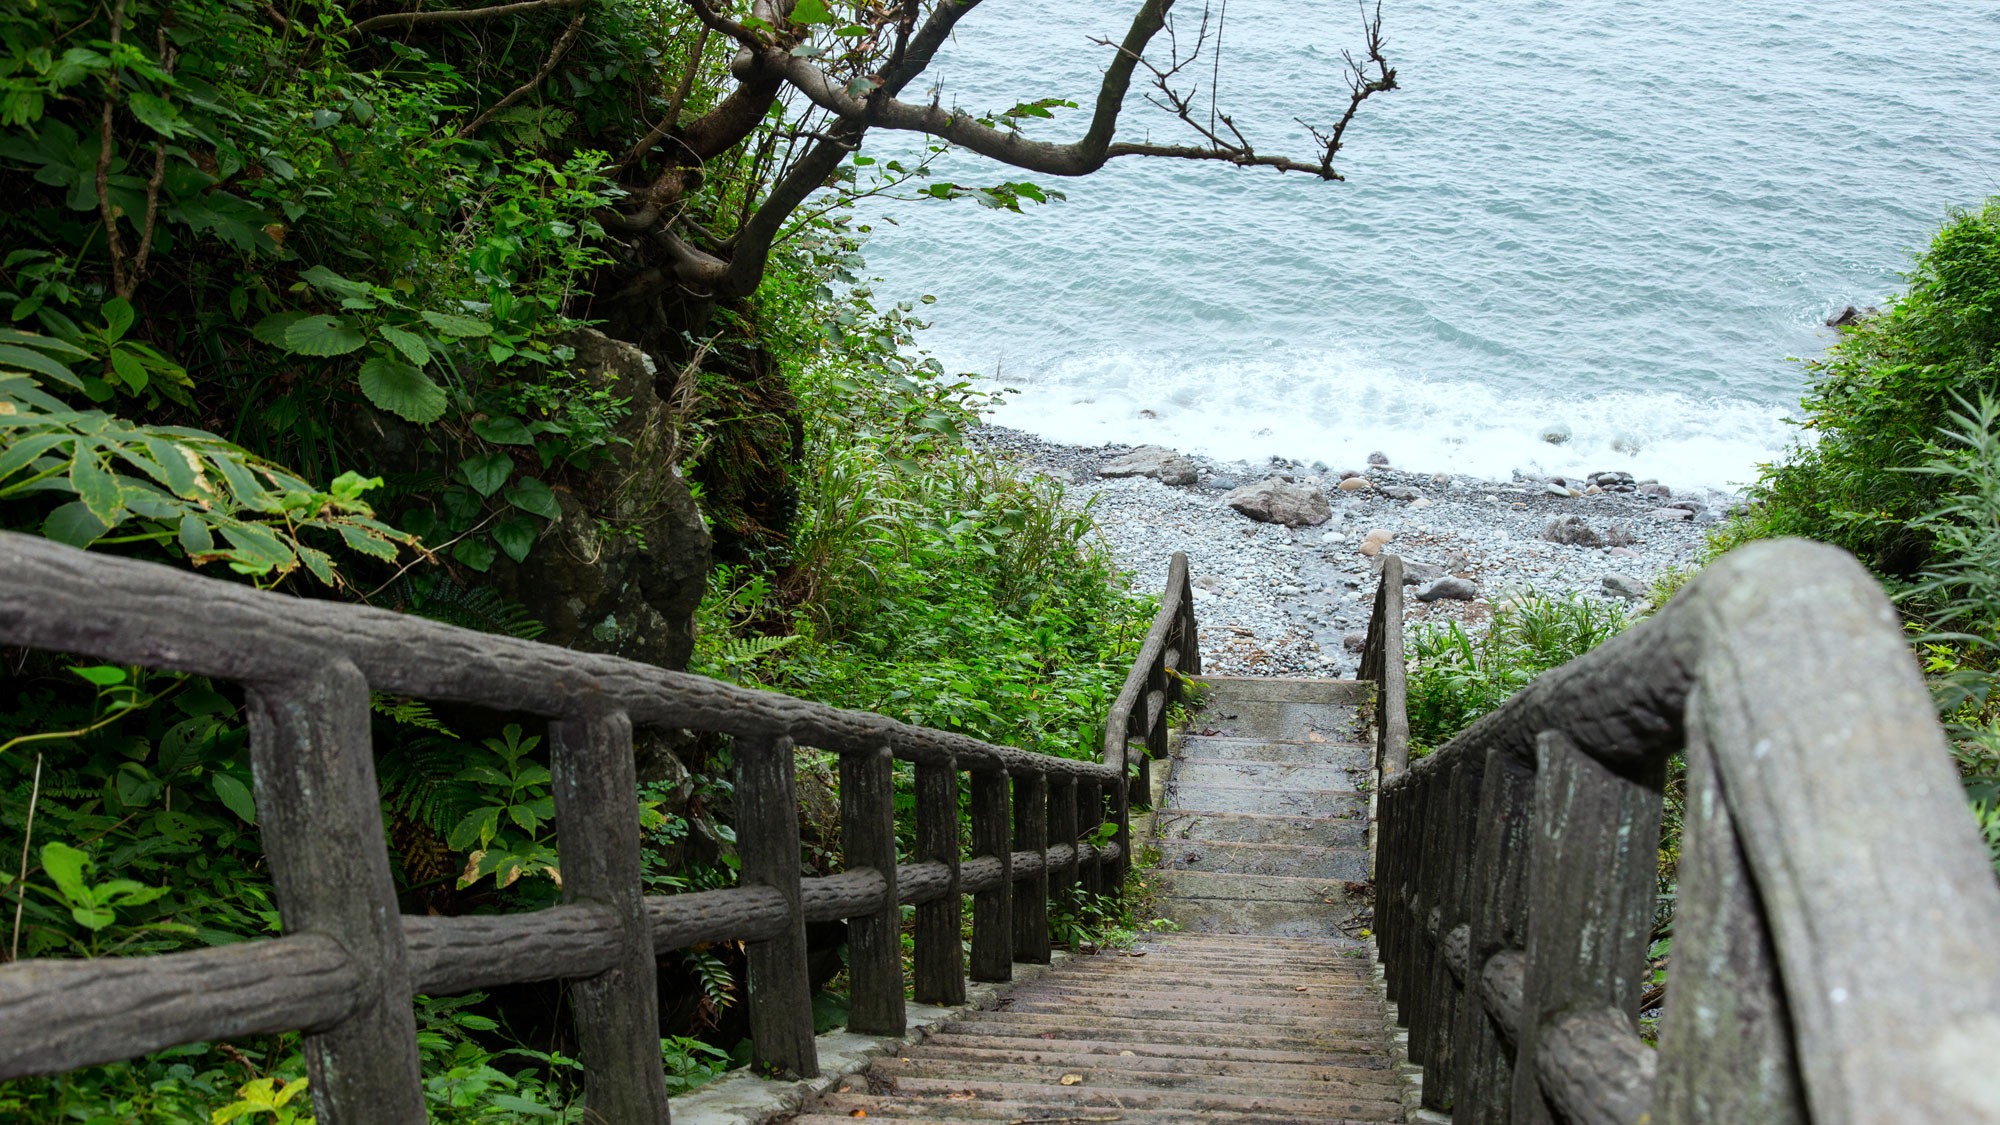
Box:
550;710;671;1122
1451;747;1538;1125
841;744;904;1036
736;733;818;1079
245;660;424;1125
1510;731;1664;1125
1652;694;1806;1123
913;759;965;1006
1078;779;1104;899
1407;770;1446;1072
1013;771;1051;964
1048;774;1078;914
1419;754;1483;1111
970;768;1014;981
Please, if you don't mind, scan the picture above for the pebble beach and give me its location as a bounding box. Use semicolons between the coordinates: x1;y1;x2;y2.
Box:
975;427;1736;678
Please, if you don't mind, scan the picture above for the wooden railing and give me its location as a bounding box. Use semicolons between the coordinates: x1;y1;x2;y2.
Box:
1359;552;1410;783
0;532;1141;1124
1361;539;2000;1123
1103;550;1200;813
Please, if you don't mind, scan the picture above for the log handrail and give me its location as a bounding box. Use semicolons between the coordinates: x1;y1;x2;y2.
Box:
0;532;1151;1122
1364;539;2000;1123
1102;550;1201;823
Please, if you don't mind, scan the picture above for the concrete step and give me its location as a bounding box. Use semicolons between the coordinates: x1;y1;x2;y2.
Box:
1171;758;1368;792
1154;808;1370;848
1194;675;1373;705
1148;872;1371;937
1165;780;1367;819
863;1075;1405;1120
1155;837;1372;880
1175;734;1372;768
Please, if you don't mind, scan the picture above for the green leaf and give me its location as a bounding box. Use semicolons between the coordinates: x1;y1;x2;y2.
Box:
0;343;84;389
43;500;109;546
39;842;91;904
506;476;559;520
357;357;447;423
219;522;295;573
125;91;185;137
212;773;257;824
336;524;398;561
299;265;370;300
493;515;536;563
69;448;124;526
376;324;432;367
472;415;534;445
449;806;501;851
283;315;366;357
453;536;496;572
250;311;307;348
791;0;832;22
178;513;215;554
459;451;514;497
420;310;492;338
108;347;149;393
100;297;134;341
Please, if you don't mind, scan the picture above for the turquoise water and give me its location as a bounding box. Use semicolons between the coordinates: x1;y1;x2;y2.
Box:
854;0;2000;487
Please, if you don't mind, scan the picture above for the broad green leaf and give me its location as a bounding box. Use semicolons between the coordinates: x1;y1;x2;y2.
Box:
178;512;215;554
43;500;109;546
125;91;185;137
68;664;127;686
0;433;71;479
39;841;91;903
143;437;202;496
449;806;502;851
453;536;496;572
283;314;366;357
109;347;149;393
506;476;559;520
100;297;134;341
458;451;513;497
0;328;89;358
791;0;831;22
219;522;295;572
357;357;447;423
420;310;492;338
335;523;398;561
376;324;432;366
0;343;84;389
297;544;334;585
299;265;370;300
69;448;123;525
211;773;256;824
250;311;307;348
493;515;536;563
472;415;534;445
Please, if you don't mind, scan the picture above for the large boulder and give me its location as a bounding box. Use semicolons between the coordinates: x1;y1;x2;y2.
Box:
1223;477;1332;527
1099;446;1198;486
486;328;712;672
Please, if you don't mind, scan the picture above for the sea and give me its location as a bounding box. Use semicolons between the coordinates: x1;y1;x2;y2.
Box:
851;0;2000;489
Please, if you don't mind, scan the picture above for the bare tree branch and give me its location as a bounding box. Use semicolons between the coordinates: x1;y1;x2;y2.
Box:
349;0;585;36
455;4;589;139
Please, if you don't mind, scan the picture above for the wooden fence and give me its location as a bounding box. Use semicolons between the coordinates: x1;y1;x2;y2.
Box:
0;531;1171;1123
1103;550;1200;813
1360;538;2000;1123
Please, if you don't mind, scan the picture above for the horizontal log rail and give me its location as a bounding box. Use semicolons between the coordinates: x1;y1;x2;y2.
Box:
0;532;1145;1123
1103;550;1201;824
1364;539;2000;1123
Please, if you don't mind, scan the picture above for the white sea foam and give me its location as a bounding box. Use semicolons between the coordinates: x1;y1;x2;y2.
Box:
978;348;1794;491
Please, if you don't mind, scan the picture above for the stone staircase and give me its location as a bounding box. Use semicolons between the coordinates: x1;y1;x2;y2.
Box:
782;676;1403;1123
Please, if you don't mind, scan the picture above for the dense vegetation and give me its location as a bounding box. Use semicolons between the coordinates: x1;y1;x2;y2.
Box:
1722;197;2000;865
0;0;1251;1117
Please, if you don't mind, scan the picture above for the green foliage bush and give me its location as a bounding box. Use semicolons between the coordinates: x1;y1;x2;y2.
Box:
1404;592;1633;754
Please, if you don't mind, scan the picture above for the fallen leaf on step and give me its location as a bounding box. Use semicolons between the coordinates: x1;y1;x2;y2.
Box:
1059;1073;1084;1085
1307;731;1327;742
1295;986;1310;992
944;1091;976;1100
1119;1050;1136;1056
848;1112;866;1118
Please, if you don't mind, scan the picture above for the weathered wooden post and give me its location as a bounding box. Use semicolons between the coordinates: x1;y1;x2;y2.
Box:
736;733;818;1079
245;660;425;1124
841;744;903;1036
969;767;1014;981
1451;747;1537;1125
1012;771;1051;964
912;758;966;1005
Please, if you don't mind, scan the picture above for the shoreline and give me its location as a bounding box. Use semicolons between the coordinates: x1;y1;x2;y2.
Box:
972;425;1732;678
